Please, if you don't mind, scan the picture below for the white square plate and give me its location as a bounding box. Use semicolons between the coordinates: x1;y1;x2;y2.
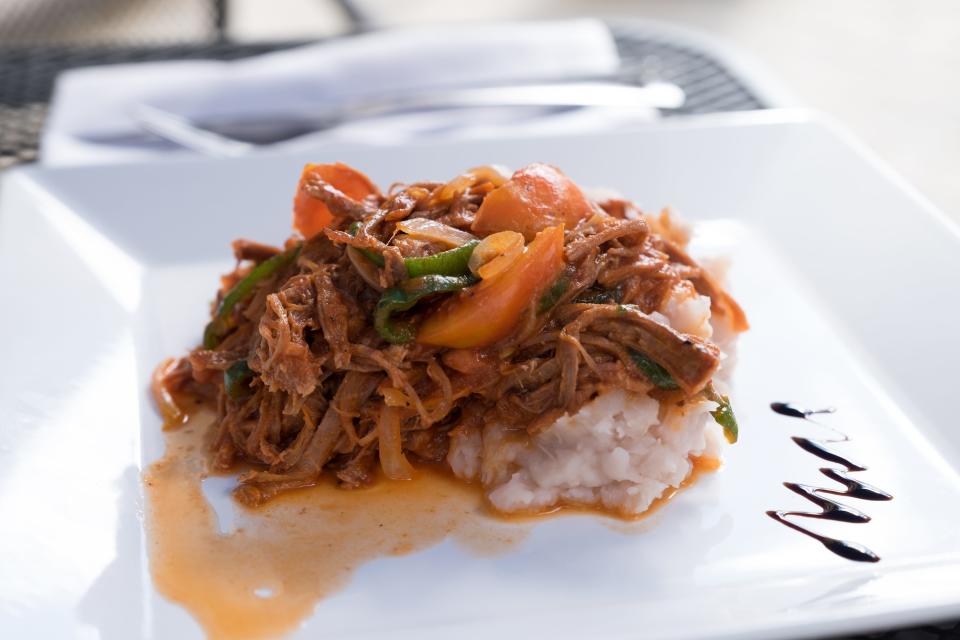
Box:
2;110;960;639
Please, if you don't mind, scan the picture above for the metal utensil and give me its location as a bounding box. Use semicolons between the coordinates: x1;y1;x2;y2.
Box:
133;81;685;157
135;105;257;158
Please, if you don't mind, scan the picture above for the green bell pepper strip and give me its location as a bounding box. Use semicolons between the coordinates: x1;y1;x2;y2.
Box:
347;222;387;266
375;274;477;344
538;264;582;314
347;222;479;277
404;240;479;278
576;286;622;305
705;383;739;444
628;337;739;443
224;361;255;399
203;245;301;349
628;350;680;390
537;273;570;313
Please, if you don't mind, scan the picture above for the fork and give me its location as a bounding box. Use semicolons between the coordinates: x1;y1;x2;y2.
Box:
134;81;685;157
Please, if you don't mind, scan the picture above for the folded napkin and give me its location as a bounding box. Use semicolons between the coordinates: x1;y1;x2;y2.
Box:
42;19;628;166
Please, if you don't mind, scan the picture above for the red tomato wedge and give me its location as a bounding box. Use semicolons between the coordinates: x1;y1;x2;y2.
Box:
471;163;593;240
292;162;380;239
417;225;565;348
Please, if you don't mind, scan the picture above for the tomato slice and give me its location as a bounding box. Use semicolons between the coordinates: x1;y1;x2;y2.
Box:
292;162;380;239
471;163;592;240
417;225;565;348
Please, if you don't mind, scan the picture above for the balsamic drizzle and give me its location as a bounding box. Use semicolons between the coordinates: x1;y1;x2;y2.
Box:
767;402;893;563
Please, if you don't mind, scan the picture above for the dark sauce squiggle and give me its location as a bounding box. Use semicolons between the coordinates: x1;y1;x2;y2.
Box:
767;402;893;563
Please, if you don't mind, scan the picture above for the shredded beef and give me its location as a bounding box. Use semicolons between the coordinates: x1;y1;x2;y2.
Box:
161;166;744;504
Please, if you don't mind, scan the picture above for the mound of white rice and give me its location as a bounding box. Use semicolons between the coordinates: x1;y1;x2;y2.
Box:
447;281;735;517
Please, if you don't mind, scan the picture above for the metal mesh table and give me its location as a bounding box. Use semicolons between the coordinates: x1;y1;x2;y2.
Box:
0;20;955;640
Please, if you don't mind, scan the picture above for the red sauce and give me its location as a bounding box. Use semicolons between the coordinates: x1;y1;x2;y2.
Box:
144;404;720;638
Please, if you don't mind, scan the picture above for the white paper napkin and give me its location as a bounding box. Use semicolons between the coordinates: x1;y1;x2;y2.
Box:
42;19;631;166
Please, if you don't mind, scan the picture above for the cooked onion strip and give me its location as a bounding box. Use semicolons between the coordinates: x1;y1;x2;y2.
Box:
347;246;384;291
380;385;413;408
468;230;524;279
429;165;510;206
151;358;186;429
395;218;476;247
377;406;414;480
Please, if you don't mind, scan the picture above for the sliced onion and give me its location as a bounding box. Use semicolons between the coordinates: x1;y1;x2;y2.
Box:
429;165;511;206
468;230;524;279
377;405;415;480
151;358;186;429
346;246;384;291
380;385;413;408
471;164;511;187
395;218;476;248
431;173;473;205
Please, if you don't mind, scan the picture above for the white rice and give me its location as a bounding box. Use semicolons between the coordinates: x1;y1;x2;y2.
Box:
447;280;736;517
